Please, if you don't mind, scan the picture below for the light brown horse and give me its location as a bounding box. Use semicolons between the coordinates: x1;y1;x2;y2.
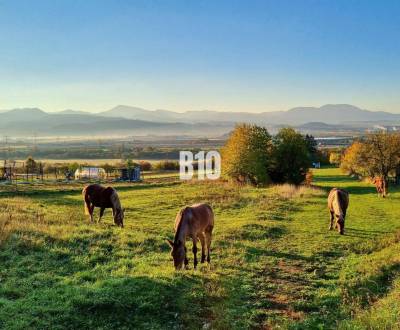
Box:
328;188;349;235
82;184;124;227
167;203;214;270
372;176;387;197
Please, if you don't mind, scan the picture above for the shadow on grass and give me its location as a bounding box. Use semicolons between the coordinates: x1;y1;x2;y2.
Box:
345;228;391;239
314;175;356;183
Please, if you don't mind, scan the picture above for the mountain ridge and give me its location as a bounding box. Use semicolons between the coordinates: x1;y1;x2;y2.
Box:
1;104;399;137
98;104;400;125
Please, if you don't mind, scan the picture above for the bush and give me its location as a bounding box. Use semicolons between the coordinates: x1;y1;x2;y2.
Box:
305;170;313;186
221;124;272;185
139;161;152;171
153;160;179;171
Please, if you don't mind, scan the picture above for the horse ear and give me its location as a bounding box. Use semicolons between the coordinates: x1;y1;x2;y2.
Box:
166;239;174;247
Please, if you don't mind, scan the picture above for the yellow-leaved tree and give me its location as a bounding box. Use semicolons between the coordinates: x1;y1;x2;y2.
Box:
221;124;272;185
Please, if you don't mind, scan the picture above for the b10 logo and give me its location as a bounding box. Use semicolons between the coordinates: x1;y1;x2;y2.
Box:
179;151;221;180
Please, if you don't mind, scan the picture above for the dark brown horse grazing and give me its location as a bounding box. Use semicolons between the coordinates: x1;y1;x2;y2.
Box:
82;184;124;227
327;188;349;235
167;203;214;270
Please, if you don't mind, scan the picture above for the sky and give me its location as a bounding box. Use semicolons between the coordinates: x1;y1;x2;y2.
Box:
1;0;400;113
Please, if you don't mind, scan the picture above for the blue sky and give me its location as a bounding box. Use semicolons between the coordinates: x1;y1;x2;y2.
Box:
1;0;400;113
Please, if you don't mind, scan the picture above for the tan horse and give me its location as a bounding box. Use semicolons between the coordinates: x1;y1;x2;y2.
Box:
167;203;214;270
82;184;124;227
328;188;349;235
372;176;387;197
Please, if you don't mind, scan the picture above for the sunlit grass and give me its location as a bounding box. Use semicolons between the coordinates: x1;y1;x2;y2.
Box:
0;168;399;328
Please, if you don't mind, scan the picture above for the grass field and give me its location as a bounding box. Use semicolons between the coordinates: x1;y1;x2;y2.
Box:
0;168;399;329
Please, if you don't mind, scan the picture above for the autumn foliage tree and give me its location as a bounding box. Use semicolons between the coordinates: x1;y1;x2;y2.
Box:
341;132;400;196
221;124;272;185
329;152;342;166
340;142;365;177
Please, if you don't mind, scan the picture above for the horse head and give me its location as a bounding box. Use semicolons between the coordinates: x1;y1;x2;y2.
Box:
336;214;344;235
114;208;124;227
167;239;186;270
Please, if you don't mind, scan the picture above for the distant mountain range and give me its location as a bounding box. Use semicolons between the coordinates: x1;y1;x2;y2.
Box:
99;104;400;125
0;104;399;137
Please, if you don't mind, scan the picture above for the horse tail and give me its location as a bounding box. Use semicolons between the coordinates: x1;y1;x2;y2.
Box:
82;187;90;215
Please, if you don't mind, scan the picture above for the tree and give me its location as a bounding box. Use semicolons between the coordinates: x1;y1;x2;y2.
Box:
126;159;138;169
360;132;400;196
340;141;365;177
100;163;115;178
25;156;37;173
329;152;341;166
341;133;400;196
221;124;272;185
269;128;310;185
305;134;318;161
68;162;80;173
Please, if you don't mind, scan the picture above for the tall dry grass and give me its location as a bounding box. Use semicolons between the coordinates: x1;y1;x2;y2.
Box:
271;183;325;199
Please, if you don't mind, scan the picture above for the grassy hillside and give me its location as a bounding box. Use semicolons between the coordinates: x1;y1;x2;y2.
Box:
0;168;399;329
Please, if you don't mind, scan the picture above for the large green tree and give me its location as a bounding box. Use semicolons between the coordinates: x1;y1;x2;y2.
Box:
221;124;272;185
269;128;310;185
305;134;318;161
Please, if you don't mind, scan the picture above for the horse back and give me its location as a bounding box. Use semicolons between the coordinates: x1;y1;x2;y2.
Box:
189;203;214;229
328;188;349;213
83;184;114;208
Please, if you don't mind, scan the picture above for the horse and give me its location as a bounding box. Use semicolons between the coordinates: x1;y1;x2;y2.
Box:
327;188;349;235
82;184;124;227
167;203;214;270
372;176;387;197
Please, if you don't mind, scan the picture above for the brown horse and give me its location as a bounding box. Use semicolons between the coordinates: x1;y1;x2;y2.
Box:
82;184;124;227
328;188;349;235
167;203;214;270
372;176;387;197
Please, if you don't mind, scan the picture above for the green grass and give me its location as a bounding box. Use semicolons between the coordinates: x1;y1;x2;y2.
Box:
0;168;400;329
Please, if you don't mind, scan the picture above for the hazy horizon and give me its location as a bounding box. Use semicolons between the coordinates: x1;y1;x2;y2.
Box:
1;1;400;113
1;103;399;115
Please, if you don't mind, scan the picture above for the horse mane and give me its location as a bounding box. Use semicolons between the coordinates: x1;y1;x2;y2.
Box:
335;189;346;216
109;189;122;211
174;207;190;244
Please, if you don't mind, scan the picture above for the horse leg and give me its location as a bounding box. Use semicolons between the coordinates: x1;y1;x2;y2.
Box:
329;211;334;230
88;204;95;223
198;233;206;263
98;207;105;223
205;227;213;263
192;237;198;269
